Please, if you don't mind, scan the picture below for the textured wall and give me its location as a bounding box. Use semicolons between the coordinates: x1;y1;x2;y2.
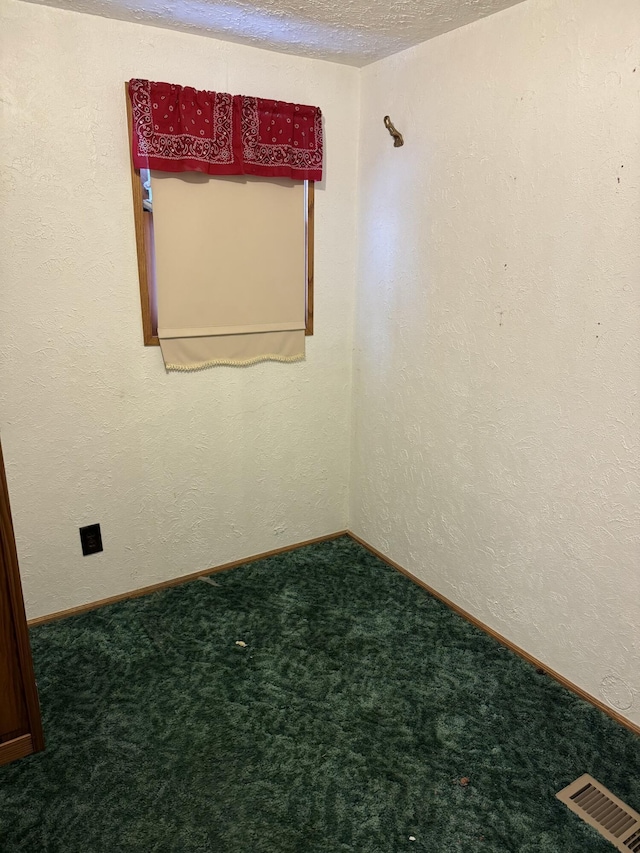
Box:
352;0;640;727
0;0;358;619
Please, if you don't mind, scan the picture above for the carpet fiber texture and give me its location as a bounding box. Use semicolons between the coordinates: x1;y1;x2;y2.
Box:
1;536;639;852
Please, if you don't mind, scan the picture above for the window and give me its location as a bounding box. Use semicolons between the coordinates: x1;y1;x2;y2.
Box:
126;87;315;359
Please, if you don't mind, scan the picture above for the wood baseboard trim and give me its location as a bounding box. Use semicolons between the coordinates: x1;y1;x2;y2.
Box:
346;531;640;739
0;733;33;767
27;528;640;738
28;531;348;628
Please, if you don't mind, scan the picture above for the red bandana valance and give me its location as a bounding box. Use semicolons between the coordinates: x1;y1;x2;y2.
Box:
128;78;323;181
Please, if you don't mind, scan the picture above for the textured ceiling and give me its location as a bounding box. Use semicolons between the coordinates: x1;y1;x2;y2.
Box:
20;0;528;66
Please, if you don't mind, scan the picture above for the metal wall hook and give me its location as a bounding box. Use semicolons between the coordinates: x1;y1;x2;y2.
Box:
383;115;404;147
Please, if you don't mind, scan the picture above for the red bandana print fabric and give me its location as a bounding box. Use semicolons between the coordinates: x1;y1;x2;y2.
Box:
128;79;323;181
239;96;322;179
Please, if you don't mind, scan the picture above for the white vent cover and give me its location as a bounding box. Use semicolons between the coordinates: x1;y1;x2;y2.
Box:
557;774;640;851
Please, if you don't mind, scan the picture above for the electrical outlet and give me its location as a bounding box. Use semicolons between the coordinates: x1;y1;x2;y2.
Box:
79;523;103;556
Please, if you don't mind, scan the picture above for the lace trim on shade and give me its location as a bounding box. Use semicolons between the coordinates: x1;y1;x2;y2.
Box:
164;353;305;371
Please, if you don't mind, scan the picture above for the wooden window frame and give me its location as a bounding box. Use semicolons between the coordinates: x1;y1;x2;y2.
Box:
126;87;314;347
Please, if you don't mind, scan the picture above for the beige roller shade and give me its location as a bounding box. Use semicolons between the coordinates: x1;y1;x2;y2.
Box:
150;171;306;369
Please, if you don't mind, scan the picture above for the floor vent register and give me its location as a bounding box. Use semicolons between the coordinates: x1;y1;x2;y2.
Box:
557;774;640;852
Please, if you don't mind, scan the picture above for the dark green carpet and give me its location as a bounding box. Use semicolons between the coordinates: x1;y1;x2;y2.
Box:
1;537;639;852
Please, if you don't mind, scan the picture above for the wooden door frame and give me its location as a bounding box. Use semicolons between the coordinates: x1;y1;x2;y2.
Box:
0;441;44;764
